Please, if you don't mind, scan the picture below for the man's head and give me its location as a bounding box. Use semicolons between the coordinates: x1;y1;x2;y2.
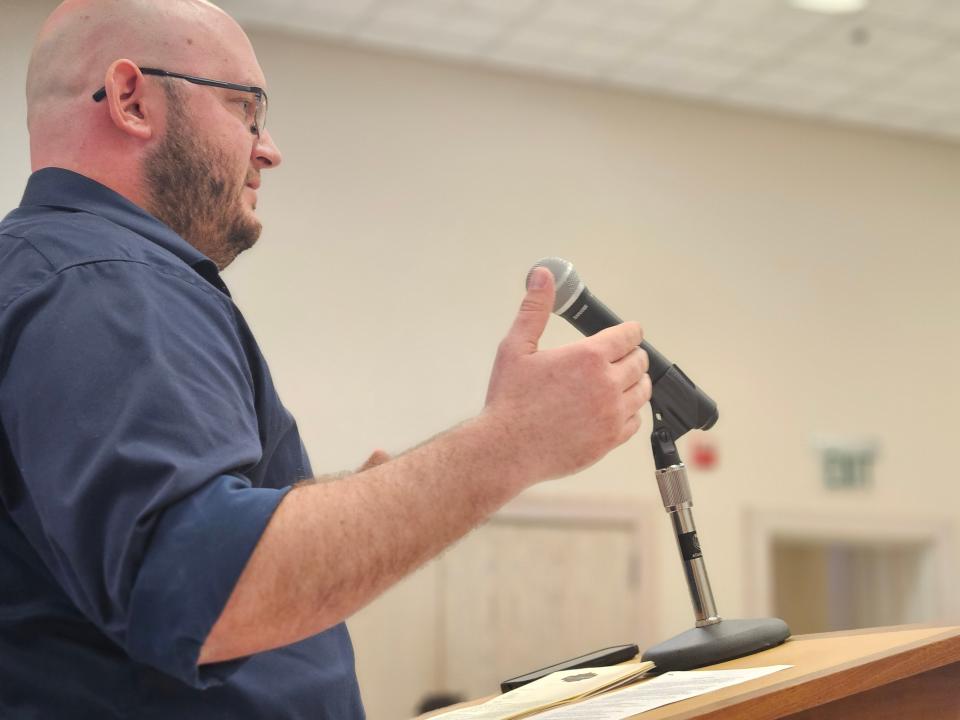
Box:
27;0;283;268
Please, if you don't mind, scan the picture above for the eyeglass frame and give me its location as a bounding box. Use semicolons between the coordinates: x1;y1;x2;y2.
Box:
92;67;268;137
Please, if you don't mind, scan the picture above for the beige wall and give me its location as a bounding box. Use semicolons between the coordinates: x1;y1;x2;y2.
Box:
5;1;960;715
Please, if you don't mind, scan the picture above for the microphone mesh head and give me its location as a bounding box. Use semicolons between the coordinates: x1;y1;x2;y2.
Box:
527;257;580;313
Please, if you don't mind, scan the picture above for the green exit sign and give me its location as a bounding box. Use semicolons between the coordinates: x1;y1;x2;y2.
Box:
815;437;880;490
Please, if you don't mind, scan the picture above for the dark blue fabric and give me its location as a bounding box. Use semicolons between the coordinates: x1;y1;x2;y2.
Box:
0;168;364;718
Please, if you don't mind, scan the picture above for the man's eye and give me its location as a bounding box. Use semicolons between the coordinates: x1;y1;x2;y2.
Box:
235;99;252;117
233;99;259;134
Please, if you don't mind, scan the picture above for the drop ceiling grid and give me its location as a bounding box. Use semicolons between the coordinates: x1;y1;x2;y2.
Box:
220;0;960;142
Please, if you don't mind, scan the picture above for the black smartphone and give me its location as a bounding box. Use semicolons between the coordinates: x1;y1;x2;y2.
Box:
500;643;640;693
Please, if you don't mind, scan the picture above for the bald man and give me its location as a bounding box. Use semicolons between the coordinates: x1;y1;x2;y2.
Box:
0;1;651;717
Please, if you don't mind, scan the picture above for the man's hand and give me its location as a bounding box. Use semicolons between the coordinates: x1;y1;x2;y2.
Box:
483;267;652;486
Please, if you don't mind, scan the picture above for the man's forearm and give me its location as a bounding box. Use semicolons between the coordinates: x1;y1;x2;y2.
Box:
198;268;651;664
198;413;524;664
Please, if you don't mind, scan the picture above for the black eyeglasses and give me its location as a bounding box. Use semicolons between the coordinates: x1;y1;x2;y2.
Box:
92;67;268;136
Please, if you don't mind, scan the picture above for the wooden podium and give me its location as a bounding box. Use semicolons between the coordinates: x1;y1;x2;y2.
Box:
634;624;960;719
428;625;960;719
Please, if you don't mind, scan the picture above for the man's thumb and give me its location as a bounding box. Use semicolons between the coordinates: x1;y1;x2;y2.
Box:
504;266;555;355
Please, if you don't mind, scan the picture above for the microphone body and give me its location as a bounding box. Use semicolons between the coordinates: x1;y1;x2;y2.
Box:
556;285;672;385
532;257;719;442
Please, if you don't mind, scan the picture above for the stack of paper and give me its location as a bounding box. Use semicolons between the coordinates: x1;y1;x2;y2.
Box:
432;664;793;720
433;660;655;720
530;666;792;719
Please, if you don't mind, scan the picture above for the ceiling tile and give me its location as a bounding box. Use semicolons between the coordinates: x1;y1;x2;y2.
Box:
759;6;831;40
725;33;799;61
573;31;641;66
221;0;374;34
537;0;620;28
599;12;672;43
366;7;443;33
440;12;505;44
622;0;705;17
410;30;488;57
295;0;377;17
230;0;960;144
660;22;733;55
495;21;580;55
355;20;424;47
460;0;541;17
698;0;775;31
862;0;941;23
927;1;960;32
803;20;943;66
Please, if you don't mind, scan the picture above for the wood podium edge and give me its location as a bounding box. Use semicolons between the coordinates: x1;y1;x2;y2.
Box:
784;622;948;641
653;626;960;720
419;627;960;720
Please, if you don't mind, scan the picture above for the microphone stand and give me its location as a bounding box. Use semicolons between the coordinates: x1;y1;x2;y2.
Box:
641;404;790;671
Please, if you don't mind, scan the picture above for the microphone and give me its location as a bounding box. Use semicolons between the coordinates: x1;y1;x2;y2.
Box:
528;257;719;441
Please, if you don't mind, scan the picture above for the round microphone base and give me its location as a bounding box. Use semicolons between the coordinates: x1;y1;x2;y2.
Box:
642;618;790;672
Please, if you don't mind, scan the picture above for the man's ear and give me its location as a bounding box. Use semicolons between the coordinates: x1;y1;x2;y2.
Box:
102;59;154;141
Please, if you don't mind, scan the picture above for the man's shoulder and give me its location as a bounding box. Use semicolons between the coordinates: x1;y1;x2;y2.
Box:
0;205;181;273
0;206;215;311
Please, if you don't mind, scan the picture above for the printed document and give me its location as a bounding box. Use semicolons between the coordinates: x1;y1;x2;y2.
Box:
532;665;792;719
433;660;655;720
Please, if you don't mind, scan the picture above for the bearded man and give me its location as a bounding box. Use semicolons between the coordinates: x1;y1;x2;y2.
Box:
0;1;651;717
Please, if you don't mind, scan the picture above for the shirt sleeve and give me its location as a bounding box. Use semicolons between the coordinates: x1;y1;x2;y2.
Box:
0;258;291;687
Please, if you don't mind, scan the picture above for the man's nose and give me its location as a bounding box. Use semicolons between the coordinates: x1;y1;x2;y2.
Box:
253;129;282;170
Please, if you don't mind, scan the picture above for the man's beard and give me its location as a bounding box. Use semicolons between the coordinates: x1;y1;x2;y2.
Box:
143;100;261;269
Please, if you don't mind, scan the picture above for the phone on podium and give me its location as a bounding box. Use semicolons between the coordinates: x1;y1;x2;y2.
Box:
500;644;640;693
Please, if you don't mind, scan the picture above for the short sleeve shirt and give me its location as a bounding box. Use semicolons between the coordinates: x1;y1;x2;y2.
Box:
0;168;365;719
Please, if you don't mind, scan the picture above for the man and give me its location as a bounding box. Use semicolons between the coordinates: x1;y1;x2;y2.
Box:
0;0;651;717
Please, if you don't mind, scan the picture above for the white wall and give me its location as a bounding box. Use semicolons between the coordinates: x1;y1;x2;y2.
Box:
223;21;960;640
5;0;960;714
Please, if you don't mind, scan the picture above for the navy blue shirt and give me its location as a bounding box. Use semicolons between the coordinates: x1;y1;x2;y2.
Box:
0;168;364;718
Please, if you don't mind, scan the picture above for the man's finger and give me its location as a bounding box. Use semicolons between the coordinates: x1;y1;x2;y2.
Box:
611;348;646;390
623;378;651;417
637;347;649;374
590;321;644;362
618;412;643;445
501;267;556;356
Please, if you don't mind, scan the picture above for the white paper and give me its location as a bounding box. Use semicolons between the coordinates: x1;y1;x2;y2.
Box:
432;662;654;720
530;665;793;719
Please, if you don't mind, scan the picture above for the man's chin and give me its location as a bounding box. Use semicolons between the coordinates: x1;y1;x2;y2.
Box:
236;218;263;252
215;213;261;269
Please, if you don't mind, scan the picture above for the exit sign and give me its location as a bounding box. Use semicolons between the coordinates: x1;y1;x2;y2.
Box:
815;436;880;490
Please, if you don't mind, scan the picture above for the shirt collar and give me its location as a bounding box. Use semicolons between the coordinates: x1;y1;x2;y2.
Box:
20;167;229;294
